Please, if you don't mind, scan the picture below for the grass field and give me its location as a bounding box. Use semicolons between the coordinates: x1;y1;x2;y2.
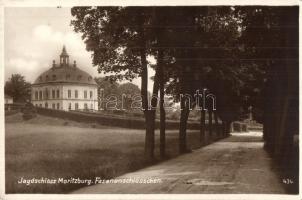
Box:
5;113;215;193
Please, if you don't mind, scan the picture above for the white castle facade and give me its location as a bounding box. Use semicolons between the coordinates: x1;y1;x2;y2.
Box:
31;46;98;111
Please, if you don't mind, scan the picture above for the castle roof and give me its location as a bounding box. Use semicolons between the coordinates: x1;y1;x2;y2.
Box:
32;46;97;86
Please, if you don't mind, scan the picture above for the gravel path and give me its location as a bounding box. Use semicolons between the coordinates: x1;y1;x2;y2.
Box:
72;131;286;194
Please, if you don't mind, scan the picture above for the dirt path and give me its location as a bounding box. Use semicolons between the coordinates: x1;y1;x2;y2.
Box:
72;131;286;194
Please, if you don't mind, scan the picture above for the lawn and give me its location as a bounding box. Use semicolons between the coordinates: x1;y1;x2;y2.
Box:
5;113;214;193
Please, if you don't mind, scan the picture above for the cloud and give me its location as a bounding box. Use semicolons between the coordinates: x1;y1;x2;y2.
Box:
5;58;47;83
33;25;85;50
5;8;155;91
32;24;92;66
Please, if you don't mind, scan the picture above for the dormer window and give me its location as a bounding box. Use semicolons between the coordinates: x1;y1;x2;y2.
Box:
77;75;82;80
52;75;57;81
46;75;49;81
66;74;70;80
88;76;92;81
39;76;42;81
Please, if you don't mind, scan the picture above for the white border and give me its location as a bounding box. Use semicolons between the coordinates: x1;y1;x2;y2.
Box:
1;0;300;6
0;1;301;200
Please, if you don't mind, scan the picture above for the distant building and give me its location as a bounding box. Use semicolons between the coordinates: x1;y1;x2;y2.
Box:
5;95;13;104
31;46;98;111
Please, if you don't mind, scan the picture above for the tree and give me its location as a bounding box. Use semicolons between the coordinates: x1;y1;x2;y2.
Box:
236;7;299;165
118;82;141;110
5;74;31;103
163;7;244;151
71;7;160;160
95;77;119;110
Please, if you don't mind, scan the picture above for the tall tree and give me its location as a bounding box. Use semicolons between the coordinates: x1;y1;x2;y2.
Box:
71;7;160;160
5;74;31;103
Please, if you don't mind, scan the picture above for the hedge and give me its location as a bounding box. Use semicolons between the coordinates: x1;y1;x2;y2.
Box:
36;107;223;130
232;121;248;132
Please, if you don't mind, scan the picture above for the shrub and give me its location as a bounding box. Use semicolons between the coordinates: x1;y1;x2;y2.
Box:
232;121;248;132
22;102;37;120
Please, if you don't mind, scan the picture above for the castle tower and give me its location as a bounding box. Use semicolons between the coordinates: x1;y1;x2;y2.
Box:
60;45;69;66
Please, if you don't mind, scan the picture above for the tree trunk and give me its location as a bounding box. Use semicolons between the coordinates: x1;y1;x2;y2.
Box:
208;109;213;142
138;17;160;161
200;109;206;145
158;50;166;159
140;50;154;161
225;121;231;136
214;111;219;140
179;99;190;154
144;71;160;161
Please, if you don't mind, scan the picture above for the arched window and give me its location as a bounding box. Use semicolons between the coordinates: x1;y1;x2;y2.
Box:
52;75;57;81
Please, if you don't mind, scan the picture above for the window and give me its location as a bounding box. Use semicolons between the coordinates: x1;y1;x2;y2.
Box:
56;89;60;98
39;76;42;81
39;91;42;100
68;90;71;98
90;91;93;99
57;103;60;110
77;75;82;80
75;90;78;98
68;103;71;110
35;91;38;100
84;90;87;99
45;102;48;108
75;103;79;110
52;75;57;80
45;89;49;99
52;90;55;99
35;104;38;107
52;103;55;109
39;104;42;107
66;74;70;80
84;103;88;110
88;76;92;81
46;75;49;81
90;104;93;109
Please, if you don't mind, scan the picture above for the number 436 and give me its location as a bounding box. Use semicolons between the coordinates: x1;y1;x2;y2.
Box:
282;178;294;184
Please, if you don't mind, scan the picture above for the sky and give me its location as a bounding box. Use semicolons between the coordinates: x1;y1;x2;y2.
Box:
4;7;155;92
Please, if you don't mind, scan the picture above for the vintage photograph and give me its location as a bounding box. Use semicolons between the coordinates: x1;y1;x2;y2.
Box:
3;6;299;196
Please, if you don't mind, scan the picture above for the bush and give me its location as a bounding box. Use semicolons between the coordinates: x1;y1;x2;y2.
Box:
63;121;69;126
232;121;248;132
35;107;205;130
22;102;37;120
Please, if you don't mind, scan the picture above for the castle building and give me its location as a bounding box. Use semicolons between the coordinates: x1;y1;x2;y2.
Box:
31;46;98;111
